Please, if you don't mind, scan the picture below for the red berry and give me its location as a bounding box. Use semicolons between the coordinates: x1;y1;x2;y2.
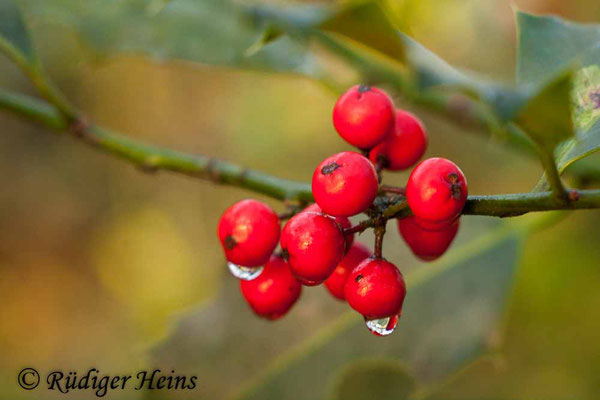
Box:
280;212;346;286
333;85;395;148
369;109;427;170
324;242;371;300
217;199;280;267
240;255;302;320
303;203;354;250
344;258;406;320
406;158;468;224
409;216;451;231
312;151;379;217
398;216;459;261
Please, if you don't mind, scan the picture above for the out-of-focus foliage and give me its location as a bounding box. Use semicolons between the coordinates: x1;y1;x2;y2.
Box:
22;0;322;75
149;220;527;400
90;206;212;341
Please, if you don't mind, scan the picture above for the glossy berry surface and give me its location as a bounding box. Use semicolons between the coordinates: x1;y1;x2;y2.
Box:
312;151;379;217
240;255;302;320
333;85;395;148
303;203;354;250
217;199;280;267
406;157;468;224
280;212;346;286
325;242;371;300
369;109;427;170
398;216;460;261
344;258;406;319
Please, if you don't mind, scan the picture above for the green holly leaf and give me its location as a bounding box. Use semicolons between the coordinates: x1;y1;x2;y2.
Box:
517;11;600;178
514;70;575;152
516;11;600;86
399;33;524;121
556;117;600;175
555;66;600;174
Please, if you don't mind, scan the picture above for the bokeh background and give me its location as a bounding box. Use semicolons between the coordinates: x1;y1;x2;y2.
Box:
1;0;599;399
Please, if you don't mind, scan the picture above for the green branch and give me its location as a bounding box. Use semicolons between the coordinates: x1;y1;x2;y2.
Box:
2;90;600;217
1;27;599;218
463;191;598;215
0;90;313;203
0;37;77;119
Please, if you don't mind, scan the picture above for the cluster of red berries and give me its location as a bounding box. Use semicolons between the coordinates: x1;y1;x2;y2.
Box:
217;85;468;336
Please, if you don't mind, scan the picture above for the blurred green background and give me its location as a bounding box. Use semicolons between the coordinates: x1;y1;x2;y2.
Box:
1;0;599;399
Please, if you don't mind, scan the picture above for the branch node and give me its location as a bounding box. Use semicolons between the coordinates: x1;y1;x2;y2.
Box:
205;159;221;183
239;168;249;183
68;117;87;136
568;189;580;202
67;116;98;144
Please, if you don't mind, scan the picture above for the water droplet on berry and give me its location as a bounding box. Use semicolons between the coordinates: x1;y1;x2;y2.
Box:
227;262;263;281
365;315;398;336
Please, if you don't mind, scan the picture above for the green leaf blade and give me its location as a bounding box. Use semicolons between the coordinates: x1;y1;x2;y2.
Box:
517;11;600;176
231;227;522;400
557;118;600;174
514;70;575;151
516;11;600;85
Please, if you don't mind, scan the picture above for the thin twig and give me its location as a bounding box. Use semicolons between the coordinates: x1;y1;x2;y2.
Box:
373;222;386;259
538;148;569;202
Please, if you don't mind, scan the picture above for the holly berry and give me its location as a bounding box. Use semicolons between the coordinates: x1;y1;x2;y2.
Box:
398;216;460;261
280;211;346;285
217;199;280;267
324;242;371;300
406;157;468;224
240;255;302;320
312;151;379;217
369;109;427;170
344;258;406;320
333;85;395;148
303;203;354;250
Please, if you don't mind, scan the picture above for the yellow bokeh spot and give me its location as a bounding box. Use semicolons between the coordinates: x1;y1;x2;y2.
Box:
90;206;209;343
